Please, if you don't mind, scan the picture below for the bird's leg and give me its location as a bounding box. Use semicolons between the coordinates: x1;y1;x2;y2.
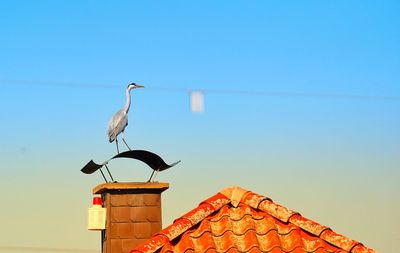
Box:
122;131;132;151
115;138;120;154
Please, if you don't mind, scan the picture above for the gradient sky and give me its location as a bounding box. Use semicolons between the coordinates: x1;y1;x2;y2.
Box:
0;1;399;252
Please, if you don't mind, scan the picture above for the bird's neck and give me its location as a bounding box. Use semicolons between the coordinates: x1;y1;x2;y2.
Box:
124;88;132;113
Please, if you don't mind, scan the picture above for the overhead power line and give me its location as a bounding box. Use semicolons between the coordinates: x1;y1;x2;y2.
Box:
0;79;117;89
1;78;399;101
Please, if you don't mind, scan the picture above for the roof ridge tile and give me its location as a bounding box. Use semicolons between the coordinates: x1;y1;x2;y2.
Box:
241;191;267;209
219;186;249;207
160;218;193;241
351;244;378;253
181;203;215;225
289;214;329;236
130;234;169;253
258;198;298;222
320;229;359;251
201;192;230;210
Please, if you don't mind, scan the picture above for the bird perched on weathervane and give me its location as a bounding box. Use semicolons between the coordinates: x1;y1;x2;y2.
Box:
108;82;144;154
81;81;180;182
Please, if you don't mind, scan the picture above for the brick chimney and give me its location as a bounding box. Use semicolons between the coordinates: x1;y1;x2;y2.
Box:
92;182;169;253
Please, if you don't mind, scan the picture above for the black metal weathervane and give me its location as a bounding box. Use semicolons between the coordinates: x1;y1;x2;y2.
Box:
81;82;180;182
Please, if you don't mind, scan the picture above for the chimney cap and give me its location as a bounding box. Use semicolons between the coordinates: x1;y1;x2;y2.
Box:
93;182;169;194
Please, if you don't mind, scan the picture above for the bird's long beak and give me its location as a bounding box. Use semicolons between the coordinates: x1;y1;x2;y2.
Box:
136;84;145;88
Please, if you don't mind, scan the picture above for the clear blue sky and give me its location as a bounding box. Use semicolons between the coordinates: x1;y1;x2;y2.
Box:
0;1;399;252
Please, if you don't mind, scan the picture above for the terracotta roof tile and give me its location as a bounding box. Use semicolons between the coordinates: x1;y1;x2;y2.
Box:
131;186;377;253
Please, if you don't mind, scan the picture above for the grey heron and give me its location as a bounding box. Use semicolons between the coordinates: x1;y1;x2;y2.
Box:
108;82;144;153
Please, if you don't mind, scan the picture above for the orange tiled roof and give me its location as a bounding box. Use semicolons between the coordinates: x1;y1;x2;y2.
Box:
131;186;377;253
